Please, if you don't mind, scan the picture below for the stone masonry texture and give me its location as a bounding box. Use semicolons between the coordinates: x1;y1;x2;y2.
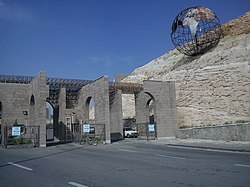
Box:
0;72;49;147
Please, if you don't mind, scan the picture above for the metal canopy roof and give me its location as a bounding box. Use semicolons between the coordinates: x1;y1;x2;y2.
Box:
0;74;145;108
0;74;92;91
47;77;92;91
0;74;33;84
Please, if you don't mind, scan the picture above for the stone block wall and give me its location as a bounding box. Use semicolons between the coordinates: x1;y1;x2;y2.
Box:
0;84;30;125
56;88;67;140
176;123;250;141
0;83;30;147
29;72;49;147
0;72;49;147
114;74;129;82
135;92;150;124
110;90;123;140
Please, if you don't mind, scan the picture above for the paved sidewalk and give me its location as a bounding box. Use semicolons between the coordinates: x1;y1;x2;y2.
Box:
148;138;250;153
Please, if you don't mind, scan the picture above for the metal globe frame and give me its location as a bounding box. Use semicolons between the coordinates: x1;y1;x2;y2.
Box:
171;6;222;56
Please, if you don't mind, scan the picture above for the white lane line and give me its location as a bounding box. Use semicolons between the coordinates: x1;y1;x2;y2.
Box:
153;154;186;160
118;149;138;153
234;164;250;168
8;162;33;171
68;182;88;187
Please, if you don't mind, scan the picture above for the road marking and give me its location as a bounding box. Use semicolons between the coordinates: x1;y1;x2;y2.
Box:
153;154;186;160
234;164;250;168
68;182;88;187
8;162;33;171
118;149;138;153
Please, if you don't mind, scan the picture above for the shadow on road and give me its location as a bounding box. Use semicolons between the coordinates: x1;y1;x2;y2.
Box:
0;146;81;168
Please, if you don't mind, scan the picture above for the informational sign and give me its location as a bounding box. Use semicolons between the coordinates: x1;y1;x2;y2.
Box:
83;124;90;133
148;124;155;132
46;129;54;140
12;127;21;136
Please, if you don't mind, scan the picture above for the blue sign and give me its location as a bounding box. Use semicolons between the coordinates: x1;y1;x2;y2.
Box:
12;127;21;136
148;124;155;132
83;124;90;133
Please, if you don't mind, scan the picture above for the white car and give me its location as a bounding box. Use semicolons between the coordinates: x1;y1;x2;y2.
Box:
123;127;138;138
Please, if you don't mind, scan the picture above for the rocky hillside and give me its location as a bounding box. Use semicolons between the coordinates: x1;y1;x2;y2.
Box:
122;11;250;127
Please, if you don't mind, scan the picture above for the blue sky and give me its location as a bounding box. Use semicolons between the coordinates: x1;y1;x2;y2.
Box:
0;0;249;81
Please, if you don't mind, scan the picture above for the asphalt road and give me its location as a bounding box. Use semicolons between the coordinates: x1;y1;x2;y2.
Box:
0;141;250;187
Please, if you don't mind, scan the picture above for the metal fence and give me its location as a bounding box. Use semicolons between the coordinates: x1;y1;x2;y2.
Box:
136;123;157;140
3;125;40;148
73;123;105;145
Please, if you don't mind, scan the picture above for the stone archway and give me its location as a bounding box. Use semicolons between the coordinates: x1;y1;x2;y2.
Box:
135;80;177;138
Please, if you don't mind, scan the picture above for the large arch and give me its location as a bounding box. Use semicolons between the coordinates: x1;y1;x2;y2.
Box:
46;101;54;141
146;97;155;124
46;101;54;123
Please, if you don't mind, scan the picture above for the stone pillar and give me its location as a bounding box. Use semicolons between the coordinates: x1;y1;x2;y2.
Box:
110;90;123;140
58;88;66;140
29;72;49;147
135;92;149;124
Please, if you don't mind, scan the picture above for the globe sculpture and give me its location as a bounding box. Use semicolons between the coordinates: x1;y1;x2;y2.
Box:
171;6;222;56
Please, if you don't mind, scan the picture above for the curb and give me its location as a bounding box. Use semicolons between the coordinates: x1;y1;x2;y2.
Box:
166;144;250;153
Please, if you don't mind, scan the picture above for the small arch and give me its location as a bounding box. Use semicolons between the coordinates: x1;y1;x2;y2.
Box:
29;95;35;125
85;97;95;121
46;101;55;140
0;101;2;119
145;93;155;124
30;95;35;105
144;92;154;99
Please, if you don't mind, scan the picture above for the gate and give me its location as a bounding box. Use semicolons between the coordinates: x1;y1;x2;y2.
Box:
3;125;40;148
73;123;105;145
136;123;157;140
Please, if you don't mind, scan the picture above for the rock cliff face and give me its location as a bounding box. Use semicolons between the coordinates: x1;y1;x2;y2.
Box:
122;12;250;127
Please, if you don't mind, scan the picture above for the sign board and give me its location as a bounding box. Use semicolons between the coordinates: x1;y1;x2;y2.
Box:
148;124;155;132
46;129;54;140
12;127;21;136
83;124;90;133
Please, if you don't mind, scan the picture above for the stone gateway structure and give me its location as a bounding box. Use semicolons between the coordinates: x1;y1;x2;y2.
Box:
1;12;249;147
0;73;177;147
